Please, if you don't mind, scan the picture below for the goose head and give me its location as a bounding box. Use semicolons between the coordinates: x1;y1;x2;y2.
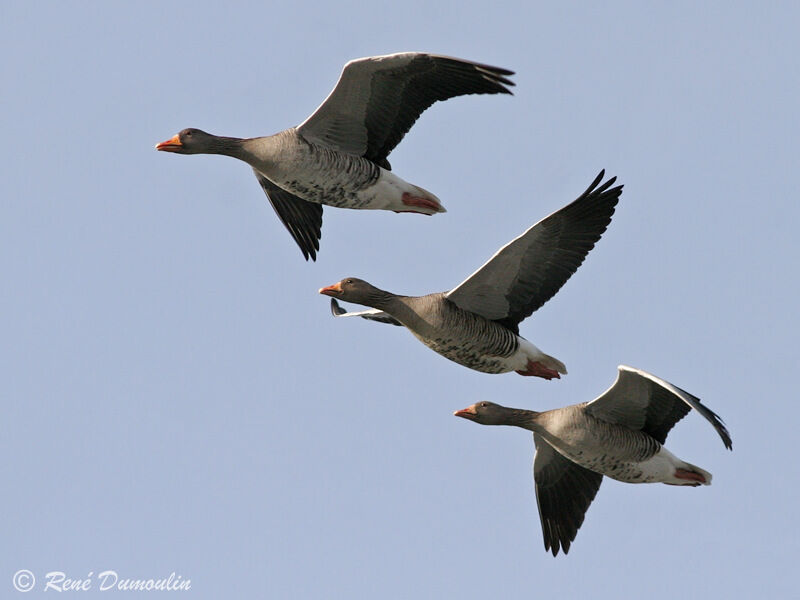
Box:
455;402;538;427
155;128;232;155
454;401;513;425
319;278;390;307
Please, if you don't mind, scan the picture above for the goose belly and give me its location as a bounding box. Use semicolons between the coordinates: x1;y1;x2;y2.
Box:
424;339;517;373
557;444;678;484
543;423;667;483
277;162;381;209
412;331;520;374
426;336;560;374
259;142;382;208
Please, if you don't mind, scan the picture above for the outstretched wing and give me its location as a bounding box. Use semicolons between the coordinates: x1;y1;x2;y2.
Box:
533;434;603;556
297;52;514;166
446;171;621;333
329;298;402;326
585;365;732;449
253;171;323;261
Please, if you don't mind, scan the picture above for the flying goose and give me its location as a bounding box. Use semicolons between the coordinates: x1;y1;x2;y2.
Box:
155;52;515;260
454;365;733;556
320;171;622;380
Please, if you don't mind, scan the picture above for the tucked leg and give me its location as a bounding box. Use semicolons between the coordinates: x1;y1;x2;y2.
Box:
674;468;707;484
515;360;561;380
401;192;442;212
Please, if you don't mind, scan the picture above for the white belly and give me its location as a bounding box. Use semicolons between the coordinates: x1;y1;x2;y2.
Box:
506;337;567;375
631;448;683;483
358;170;444;213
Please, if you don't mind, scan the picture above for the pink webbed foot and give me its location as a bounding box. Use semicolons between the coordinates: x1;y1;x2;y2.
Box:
515;360;561;380
674;468;707;485
401;192;441;213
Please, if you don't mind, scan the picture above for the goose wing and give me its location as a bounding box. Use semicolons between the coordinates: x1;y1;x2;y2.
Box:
297;52;514;167
329;298;402;326
533;434;603;556
253;172;323;261
585;365;732;449
445;171;621;333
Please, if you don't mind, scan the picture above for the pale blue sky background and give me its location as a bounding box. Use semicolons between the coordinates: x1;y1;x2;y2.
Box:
2;2;798;598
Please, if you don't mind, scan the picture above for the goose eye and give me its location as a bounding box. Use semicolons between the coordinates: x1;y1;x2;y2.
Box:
480;402;488;408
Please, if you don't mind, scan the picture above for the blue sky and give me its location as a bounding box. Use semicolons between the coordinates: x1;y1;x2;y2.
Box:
2;2;798;598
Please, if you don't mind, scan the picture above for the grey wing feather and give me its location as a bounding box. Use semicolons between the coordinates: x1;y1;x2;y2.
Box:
445;171;621;333
253;171;323;261
533;434;603;557
329;299;402;326
297;52;514;166
585;366;732;449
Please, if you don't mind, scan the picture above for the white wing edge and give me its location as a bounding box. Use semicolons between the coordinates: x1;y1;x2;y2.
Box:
589;365;732;449
329;298;402;326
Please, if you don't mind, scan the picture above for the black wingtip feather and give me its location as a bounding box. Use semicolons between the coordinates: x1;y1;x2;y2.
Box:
254;172;323;262
583;169;619;197
364;55;516;163
330;298;345;317
678;385;734;450
489;170;624;330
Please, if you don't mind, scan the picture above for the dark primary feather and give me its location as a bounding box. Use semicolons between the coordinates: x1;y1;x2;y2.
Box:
362;54;515;165
253;171;323;261
445;171;621;334
642;381;732;448
533;435;603;556
298;53;514;166
586;366;733;450
639;384;693;444
495;171;621;332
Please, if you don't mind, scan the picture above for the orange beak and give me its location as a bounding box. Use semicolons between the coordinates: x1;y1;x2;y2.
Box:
318;283;343;296
453;407;476;419
155;134;182;152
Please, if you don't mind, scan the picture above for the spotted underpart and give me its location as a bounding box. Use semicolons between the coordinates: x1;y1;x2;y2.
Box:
275;137;381;208
400;295;521;373
538;407;665;483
